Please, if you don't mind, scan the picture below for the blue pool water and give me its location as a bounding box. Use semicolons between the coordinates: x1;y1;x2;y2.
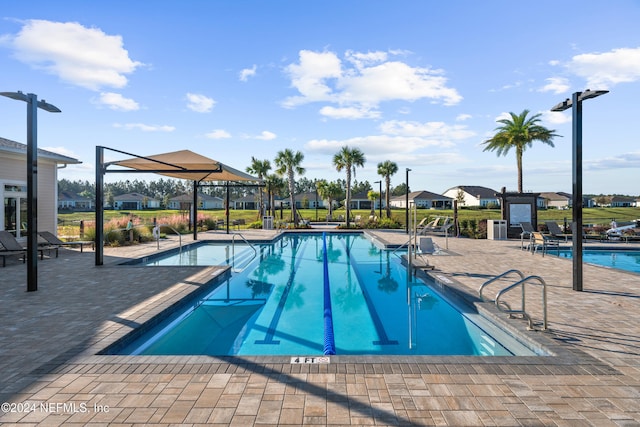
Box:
117;233;534;356
555;249;640;274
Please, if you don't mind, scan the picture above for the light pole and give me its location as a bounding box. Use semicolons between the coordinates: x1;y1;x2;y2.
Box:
405;168;411;234
374;180;382;218
1;91;61;292
551;89;608;292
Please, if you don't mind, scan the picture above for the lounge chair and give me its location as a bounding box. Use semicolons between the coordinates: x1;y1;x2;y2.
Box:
37;231;94;253
545;221;571;241
530;231;560;256
0;231;55;266
413;237;439;270
419;217;453;236
519;222;536;249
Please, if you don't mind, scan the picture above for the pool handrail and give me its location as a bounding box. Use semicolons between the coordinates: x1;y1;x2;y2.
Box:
155;223;182;252
231;232;257;272
495;275;548;331
478;269;525;302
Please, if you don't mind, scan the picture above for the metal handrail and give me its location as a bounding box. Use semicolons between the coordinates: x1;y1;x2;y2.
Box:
231;232;257;272
155;224;182;252
495;275;547;331
478;269;525;302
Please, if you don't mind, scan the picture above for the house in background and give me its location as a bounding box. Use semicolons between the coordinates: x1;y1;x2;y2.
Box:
233;194;258;210
113;192;160;210
58;190;94;211
293;191;328;209
609;195;636;207
442;185;500;207
538;192;572;209
389;190;453;209
168;193;223;210
1;137;80;237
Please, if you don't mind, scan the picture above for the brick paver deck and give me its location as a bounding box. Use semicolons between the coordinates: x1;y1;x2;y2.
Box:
1;227;639;426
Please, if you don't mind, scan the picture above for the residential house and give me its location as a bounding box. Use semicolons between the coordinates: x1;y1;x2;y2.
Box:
538;192;571;209
233;194;258;210
58;190;94;211
442;185;500;207
168;193;223;210
389;190;453;209
609;195;636;207
348;192;377;210
113;192;160;210
1;136;80;237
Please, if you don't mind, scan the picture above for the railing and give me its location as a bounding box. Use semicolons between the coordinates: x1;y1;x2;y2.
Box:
231;232;257;272
478;269;525;302
155;224;182;252
495;275;547;331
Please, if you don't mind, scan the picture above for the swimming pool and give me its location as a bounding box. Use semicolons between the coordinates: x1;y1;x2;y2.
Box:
554;249;640;274
115;233;535;356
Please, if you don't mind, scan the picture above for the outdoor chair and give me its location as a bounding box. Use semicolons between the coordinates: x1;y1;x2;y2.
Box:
0;230;55;266
37;231;94;253
519;222;536;249
411;237;440;270
545;221;571;241
419;217;453;236
530;232;560;257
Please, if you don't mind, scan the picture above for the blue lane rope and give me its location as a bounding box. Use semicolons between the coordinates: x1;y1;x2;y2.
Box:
322;232;336;355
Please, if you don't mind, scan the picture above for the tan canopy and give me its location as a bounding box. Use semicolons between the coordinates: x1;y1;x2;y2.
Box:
112;149;259;182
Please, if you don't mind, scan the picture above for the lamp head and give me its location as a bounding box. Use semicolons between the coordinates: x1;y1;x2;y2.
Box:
578;89;609;101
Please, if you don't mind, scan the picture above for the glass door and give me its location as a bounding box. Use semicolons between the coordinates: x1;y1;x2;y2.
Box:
4;194;28;238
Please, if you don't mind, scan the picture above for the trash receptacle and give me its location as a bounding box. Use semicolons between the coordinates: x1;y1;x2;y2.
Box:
262;216;273;230
487;220;507;240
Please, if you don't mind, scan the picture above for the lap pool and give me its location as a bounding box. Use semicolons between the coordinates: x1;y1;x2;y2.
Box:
114;233;536;356
554;248;640;274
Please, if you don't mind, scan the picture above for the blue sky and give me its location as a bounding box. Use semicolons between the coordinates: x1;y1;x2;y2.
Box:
1;1;640;195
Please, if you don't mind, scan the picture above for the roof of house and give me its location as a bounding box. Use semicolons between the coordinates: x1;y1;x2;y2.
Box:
610;195;636;202
391;190;453;201
0;137;80;164
113;192;159;202
169;193;223;202
59;190;91;201
539;192;571;201
445;185;499;199
293;192;319;201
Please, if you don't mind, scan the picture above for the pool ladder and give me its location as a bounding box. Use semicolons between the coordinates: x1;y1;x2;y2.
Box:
478;269;548;331
231;233;257;272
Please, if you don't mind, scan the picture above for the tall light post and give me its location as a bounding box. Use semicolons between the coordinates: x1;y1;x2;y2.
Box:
1;91;61;292
405;168;411;234
374;180;382;218
551;89;608;291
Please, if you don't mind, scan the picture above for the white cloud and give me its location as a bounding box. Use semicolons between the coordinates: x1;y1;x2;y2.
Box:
186;93;215;112
239;64;257;81
113;123;175;132
539;77;570;94
586;151;640;171
40;146;77;158
96;92;139;111
456;114;472;121
205;129;231;139
3;19;143;90
255;131;277;140
282;49;462;114
544;110;572;125
380;120;475;140
319;106;381;120
566;47;640;89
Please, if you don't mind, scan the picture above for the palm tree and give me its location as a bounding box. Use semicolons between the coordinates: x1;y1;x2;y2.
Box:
377;160;398;218
246;157;271;218
274;149;305;226
333;146;366;228
367;190;379;216
264;173;286;218
483;110;559;193
316;180;343;219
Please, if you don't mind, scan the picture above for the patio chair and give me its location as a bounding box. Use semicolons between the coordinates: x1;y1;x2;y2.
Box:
0;231;56;266
37;231;94;253
519;222;536;249
413;237;439;270
530;232;560;257
545;221;570;241
419;217;453;236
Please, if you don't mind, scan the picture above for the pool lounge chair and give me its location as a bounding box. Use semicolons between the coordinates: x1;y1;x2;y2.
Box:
413;237;439;270
0;231;56;266
545;221;571;241
519;222;536;249
530;231;560;257
419;217;453;236
37;231;94;253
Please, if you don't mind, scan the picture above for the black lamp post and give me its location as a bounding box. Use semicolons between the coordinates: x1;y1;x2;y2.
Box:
1;91;61;292
374;180;382;218
551;89;608;291
405;168;411;234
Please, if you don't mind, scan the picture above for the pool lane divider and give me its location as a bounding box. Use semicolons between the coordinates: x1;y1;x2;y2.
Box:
322;232;337;355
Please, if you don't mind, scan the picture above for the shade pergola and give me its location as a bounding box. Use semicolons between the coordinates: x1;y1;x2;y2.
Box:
95;146;262;266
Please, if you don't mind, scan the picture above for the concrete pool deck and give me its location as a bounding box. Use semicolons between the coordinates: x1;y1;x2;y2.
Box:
1;228;639;426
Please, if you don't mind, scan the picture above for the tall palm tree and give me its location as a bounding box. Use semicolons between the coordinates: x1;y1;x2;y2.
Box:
246;157;271;218
377;160;398;218
264;173;286;217
333;146;366;228
316;179;344;219
274;149;305;226
483;110;559;193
